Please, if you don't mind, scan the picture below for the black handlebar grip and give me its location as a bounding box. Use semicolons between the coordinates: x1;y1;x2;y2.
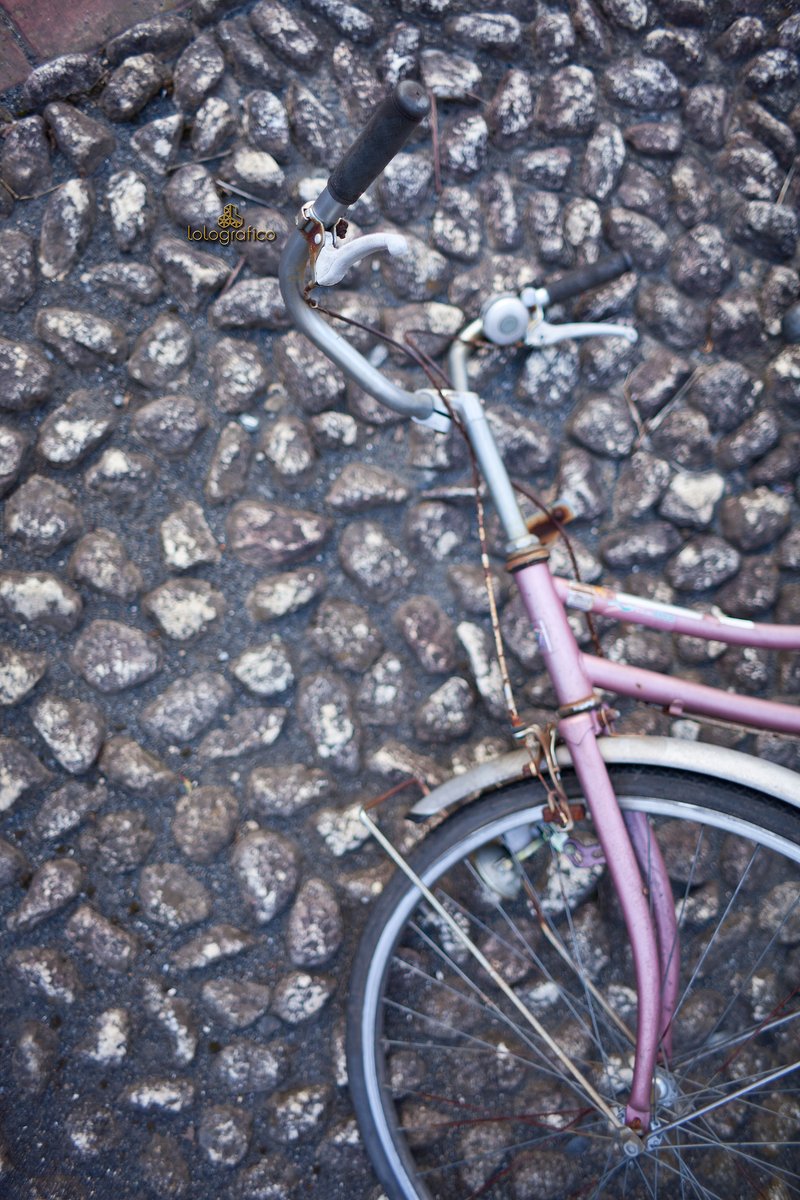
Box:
542;252;633;305
327;81;430;208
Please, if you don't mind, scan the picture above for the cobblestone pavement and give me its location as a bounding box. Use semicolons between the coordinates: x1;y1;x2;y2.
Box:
1;1;800;1198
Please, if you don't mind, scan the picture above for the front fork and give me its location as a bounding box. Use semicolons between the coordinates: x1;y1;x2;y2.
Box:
559;714;678;1128
512;557;679;1131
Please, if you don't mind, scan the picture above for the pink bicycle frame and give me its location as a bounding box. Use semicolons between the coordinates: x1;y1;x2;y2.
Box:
514;560;800;1128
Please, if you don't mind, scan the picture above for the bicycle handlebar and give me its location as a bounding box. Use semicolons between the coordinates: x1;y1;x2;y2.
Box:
328;81;430;207
535;252;632;306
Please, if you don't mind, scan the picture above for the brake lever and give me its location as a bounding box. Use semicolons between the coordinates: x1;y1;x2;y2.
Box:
313;229;409;287
525;318;638;348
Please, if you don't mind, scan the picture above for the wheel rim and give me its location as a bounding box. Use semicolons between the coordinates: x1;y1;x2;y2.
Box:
357;794;800;1199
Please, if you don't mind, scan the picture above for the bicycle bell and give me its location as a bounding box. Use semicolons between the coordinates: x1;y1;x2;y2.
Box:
481;294;530;345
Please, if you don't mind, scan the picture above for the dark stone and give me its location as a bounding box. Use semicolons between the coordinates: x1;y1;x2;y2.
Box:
733;202;798;261
139;864;212;929
651;407;712;469
684;85;728;148
526;190;565;263
377;153;433;224
65;905;137;971
394;595;458;674
0;117;52;195
532;11;576;64
750;433;800;484
518;147;572;189
604;58;680;110
441;113;489;178
132;395;208;458
153;237;229;311
667;536;741;592
205;422;253;504
626;346;691;419
68;529;142;600
98;738;177;798
636;283;706;348
486;69;533;145
4;475;83;555
164;164;221;229
38;389;116;468
709;290;764;355
101;54;169;122
720;489;792;551
173;32;225;111
141;672;232;743
209;279;288;330
106;169;156;252
716;558;779;618
127;314;194;389
296;672;359;771
80;808;156;872
226;500;331;567
216;16;284;87
623;121;683;156
105;13;193;63
44;103;116;176
535;66;597;135
717;409;781;471
670;156;717;227
230;827;300;924
737;101;797;167
670;224;732;297
0;231;36;313
716;17;765;61
34;308;127;368
603;206;669;270
191;96;237;156
0;572;82;632
31;694;105;774
444;13;521;51
601;521;682;568
22;54;103;107
581;121;625;201
339;520;414;600
0;337;53;412
219;144;284;203
569;392;636;457
686;361;757;433
243;89;290;158
6;858;83;932
250;0;320;68
720;132;782;201
84;448;155;510
71;619;161;693
131;114;183;174
82;261;163;305
643;27;704;76
172;786;238;863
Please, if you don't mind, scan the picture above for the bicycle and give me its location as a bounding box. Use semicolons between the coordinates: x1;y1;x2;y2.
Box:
279;82;800;1200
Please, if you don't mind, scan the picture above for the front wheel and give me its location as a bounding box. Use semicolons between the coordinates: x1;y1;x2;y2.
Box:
347;765;800;1200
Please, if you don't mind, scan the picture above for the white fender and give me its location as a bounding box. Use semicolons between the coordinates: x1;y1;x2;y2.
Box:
409;735;800;819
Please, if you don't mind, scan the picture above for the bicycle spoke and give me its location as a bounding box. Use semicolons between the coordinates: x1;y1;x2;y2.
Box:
353;779;800;1199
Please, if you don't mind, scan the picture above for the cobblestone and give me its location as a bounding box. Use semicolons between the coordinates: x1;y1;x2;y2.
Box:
1;4;799;1195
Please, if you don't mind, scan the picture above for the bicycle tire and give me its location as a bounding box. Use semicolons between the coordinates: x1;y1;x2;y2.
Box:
347;764;800;1200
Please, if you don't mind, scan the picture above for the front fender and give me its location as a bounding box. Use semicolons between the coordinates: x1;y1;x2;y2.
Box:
409;735;800;820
